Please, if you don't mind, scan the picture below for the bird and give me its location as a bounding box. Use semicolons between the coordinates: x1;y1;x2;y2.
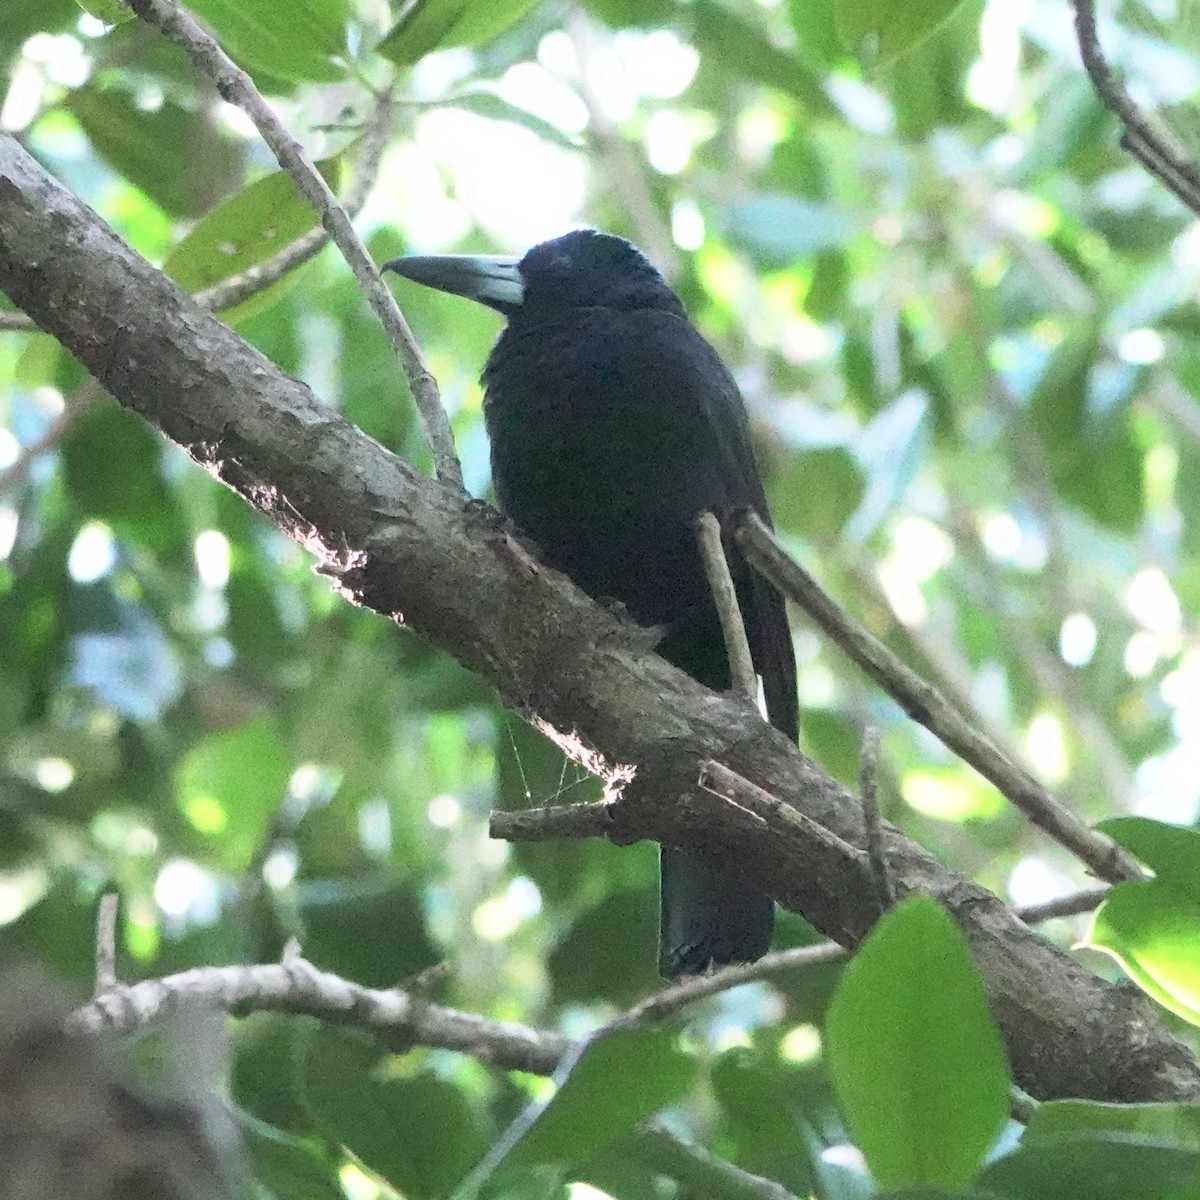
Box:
383;230;797;977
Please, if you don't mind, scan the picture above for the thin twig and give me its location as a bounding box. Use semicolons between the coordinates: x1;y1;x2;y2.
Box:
72;948;802;1200
94;893;120;997
1015;885;1110;925
0;310;34;332
735;510;1143;886
616;941;846;1027
859;726;893;910
195;84;398;315
1072;0;1200;216
490;798;614;842
125;0;463;488
698;760;867;865
695;511;758;704
2;90;395;334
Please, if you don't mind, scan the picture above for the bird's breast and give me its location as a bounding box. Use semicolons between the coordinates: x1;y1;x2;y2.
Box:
482;314;722;622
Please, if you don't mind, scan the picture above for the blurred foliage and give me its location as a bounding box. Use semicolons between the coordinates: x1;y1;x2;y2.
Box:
4;0;1200;1196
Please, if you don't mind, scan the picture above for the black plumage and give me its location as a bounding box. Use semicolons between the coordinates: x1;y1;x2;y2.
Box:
384;230;797;977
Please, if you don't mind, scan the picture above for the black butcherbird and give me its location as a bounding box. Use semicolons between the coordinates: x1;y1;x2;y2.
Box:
383;230;797;977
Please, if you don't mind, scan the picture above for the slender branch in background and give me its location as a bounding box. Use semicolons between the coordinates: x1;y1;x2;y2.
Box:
71;951;571;1073
124;0;463;488
195;82;398;314
0;377;101;497
735;509;1143;885
564;10;680;280
94;893;120;997
859;726;894;910
950;510;1137;807
696;511;758;704
1072;0;1200;217
1145;380;1200;445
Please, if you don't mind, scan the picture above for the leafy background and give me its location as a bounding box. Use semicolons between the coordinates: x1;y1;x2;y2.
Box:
4;0;1200;1196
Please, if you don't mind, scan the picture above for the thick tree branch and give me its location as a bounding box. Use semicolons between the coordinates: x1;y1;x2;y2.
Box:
0;131;1195;1103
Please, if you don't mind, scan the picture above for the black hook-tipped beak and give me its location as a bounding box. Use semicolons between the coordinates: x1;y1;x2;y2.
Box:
381;253;525;314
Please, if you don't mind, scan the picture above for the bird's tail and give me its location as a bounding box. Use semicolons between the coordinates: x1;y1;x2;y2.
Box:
658;846;774;977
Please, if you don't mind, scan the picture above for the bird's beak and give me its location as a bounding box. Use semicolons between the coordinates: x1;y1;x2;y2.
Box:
381;253;525;313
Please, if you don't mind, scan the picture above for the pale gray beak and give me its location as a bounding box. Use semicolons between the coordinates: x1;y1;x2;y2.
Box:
381;253;525;314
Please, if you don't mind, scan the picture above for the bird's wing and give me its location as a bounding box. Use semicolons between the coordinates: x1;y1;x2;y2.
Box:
636;311;799;742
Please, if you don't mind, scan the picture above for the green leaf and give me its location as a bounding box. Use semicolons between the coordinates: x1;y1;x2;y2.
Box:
1026;1100;1200;1151
75;0;135;27
548;887;660;1007
163;160;340;298
582;0;675;26
1057;422;1143;533
825;895;1010;1189
1084;883;1200;1026
1099;817;1200;898
836;0;966;67
444;90;584;152
233;1015;316;1135
186;0;349;82
885;0;981;140
1028;325;1143;533
377;0;539;66
378;0;472;64
306;1029;490;1198
298;879;440;988
978;1133;1200;1200
242;1122;346;1200
787;0;845;68
504;1030;697;1169
175;717;292;869
772;446;866;546
66;87;242;219
1081;818;1200;1024
444;0;540;44
61;404;182;555
726;194;858;269
694;1;833;115
877;1191;1008;1200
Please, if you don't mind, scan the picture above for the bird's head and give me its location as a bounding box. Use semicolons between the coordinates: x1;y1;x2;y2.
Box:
381;229;682;322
